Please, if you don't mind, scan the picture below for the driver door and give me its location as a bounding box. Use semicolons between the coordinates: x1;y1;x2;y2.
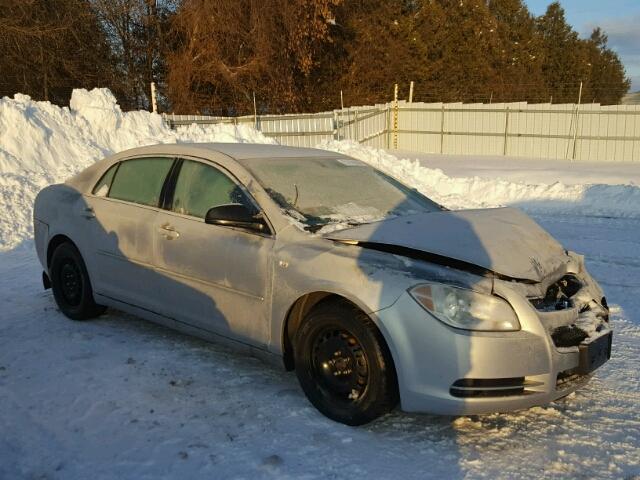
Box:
152;158;274;347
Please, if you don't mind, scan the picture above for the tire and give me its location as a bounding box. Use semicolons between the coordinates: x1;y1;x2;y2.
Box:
50;242;106;320
293;300;398;425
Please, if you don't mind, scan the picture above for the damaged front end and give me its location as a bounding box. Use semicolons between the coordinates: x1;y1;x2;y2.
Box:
323;206;613;413
509;252;612;385
530;273;610;344
338;236;612;414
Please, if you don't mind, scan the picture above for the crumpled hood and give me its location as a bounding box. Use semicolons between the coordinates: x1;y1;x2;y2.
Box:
325;207;569;282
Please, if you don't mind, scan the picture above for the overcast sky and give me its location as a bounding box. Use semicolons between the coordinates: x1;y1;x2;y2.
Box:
525;0;640;92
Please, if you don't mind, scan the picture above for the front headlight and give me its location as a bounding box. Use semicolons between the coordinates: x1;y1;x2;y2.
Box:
409;283;520;331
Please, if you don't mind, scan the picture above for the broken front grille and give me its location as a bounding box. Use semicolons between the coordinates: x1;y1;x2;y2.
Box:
530;273;610;348
551;325;589;347
530;274;582;311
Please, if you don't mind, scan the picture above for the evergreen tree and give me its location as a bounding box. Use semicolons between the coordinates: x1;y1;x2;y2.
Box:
584;28;631;104
488;0;545;102
325;0;419;106
535;2;587;102
420;0;502;102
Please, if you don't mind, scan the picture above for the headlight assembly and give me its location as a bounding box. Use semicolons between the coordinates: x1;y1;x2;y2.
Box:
409;283;520;331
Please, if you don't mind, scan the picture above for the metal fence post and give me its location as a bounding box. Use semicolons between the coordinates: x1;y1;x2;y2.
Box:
503;107;510;156
386;105;391;149
571;81;583;161
393;84;399;149
440;104;445;154
349;108;354;140
253;91;258;130
354;109;359;142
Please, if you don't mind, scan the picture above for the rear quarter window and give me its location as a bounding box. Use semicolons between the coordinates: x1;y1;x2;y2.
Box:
92;163;119;197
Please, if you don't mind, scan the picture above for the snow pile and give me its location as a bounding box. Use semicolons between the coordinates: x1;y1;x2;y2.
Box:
0;88;274;181
2;87;640;250
319;140;640;218
0;88;275;250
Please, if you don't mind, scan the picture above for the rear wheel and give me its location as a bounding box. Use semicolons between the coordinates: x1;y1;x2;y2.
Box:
50;242;105;320
293;300;398;425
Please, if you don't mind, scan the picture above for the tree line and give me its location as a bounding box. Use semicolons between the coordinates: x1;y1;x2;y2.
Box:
0;0;631;114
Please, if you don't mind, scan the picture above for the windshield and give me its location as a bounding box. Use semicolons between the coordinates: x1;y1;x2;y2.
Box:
238;156;442;232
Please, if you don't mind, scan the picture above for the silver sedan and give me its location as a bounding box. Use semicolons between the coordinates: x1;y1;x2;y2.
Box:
33;143;612;425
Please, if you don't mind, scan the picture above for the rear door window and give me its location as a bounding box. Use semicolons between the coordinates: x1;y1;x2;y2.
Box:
171;160;252;219
108;157;174;207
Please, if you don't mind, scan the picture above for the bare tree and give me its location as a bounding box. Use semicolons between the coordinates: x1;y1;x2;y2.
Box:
92;0;177;109
0;0;115;105
166;0;341;114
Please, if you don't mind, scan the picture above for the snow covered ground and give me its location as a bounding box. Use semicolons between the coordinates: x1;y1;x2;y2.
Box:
1;89;639;479
390;150;640;186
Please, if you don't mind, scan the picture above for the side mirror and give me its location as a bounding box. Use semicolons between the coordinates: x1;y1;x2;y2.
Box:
204;204;266;232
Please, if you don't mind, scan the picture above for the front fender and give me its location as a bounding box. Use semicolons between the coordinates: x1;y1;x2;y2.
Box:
267;238;491;356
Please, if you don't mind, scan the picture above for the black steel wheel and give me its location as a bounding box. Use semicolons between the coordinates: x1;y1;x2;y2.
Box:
311;327;369;403
294;300;398;425
50;242;106;320
59;259;82;306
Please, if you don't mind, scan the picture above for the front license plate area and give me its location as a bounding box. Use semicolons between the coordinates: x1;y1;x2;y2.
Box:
577;331;612;375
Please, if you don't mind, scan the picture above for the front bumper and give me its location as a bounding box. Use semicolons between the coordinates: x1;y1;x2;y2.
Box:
374;272;611;416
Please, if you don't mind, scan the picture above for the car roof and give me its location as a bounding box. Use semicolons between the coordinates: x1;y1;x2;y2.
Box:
202;142;339;160
121;142;340;160
65;142;344;198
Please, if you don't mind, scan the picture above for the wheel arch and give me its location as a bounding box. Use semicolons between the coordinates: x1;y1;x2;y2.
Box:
46;234;78;268
281;291;398;380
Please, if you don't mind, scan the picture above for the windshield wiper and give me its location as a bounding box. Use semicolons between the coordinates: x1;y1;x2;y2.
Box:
304;220;370;234
293;184;299;207
304;223;328;233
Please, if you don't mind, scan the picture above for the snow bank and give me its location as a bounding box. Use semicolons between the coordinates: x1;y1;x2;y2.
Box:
0;89;275;250
319;140;640;219
2;88;640;250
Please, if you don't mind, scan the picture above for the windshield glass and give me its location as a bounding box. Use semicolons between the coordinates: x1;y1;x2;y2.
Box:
238;156;442;232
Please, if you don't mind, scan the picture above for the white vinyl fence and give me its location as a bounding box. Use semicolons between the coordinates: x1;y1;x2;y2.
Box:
165;101;640;162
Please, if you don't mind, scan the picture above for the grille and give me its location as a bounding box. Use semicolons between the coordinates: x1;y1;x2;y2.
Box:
551;325;589;348
530;274;582;311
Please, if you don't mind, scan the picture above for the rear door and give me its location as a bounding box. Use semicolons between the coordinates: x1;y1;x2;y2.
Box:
84;156;175;310
152;158;274;347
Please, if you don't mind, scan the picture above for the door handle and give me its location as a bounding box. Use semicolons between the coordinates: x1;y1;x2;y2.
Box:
158;223;180;239
82;207;95;219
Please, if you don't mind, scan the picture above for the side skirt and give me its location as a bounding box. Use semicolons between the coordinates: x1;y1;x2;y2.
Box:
94;293;285;370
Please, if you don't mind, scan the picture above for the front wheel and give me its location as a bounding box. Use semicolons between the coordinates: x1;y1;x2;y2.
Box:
293;300;398;425
50;242;106;320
